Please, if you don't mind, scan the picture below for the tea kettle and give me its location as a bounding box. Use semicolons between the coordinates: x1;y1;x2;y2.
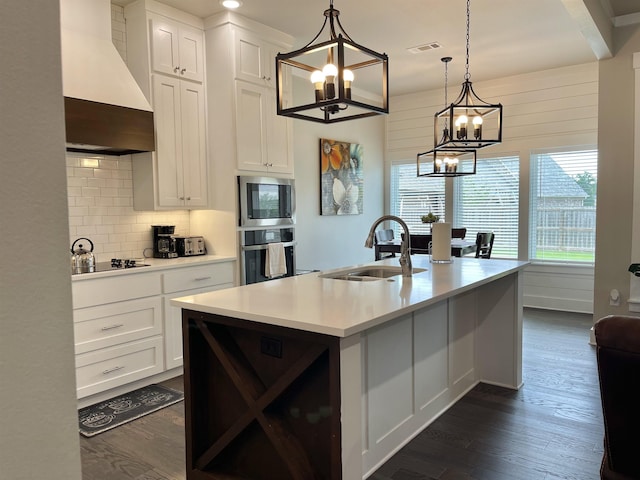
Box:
71;237;95;274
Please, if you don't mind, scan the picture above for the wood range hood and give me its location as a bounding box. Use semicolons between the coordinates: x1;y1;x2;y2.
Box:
60;0;155;156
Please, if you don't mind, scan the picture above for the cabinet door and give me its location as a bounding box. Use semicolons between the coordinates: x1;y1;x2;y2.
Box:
265;88;293;174
153;75;185;208
178;25;204;83
234;30;276;87
180;82;208;207
164;282;233;369
151;18;180;77
235;81;267;170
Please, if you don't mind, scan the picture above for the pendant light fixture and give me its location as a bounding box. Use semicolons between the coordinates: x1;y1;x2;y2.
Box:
275;0;389;124
434;0;502;150
418;57;477;177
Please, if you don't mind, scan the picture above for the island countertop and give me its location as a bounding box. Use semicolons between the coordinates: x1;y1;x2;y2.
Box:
171;257;529;337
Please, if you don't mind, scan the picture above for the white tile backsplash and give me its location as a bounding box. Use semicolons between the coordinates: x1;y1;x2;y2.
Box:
67;152;190;261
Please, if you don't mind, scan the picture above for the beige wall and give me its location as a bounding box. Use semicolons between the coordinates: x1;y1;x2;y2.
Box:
594;24;640;321
0;1;82;479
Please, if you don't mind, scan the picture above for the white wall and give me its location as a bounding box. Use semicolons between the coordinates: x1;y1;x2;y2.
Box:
594;24;640;321
0;1;82;479
386;62;599;313
292;78;387;271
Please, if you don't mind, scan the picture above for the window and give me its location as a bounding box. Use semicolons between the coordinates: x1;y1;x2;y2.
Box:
390;163;445;237
529;148;597;264
453;156;520;258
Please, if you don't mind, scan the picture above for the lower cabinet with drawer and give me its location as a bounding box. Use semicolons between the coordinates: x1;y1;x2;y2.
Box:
75;337;165;398
71;259;236;402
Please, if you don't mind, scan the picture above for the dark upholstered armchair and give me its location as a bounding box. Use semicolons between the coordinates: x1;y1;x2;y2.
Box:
594;315;640;479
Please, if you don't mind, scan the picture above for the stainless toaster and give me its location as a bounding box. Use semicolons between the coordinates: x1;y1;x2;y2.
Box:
175;236;206;256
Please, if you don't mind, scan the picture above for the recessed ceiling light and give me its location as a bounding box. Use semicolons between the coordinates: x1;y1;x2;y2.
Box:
221;0;242;8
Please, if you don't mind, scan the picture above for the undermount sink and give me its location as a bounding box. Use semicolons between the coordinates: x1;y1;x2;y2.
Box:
319;265;427;281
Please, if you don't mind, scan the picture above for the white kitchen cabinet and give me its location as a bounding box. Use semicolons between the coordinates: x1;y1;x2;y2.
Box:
205;13;294;176
72;272;165;399
71;259;236;400
235;81;293;174
124;0;209;211
162;262;235;369
234;29;282;88
151;17;204;83
150;74;207;208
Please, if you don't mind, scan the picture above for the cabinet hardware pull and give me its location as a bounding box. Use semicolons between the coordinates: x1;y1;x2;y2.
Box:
181;68;186;74
101;324;124;331
262;75;271;81
194;276;212;281
186;196;191;200
102;365;124;375
174;66;180;73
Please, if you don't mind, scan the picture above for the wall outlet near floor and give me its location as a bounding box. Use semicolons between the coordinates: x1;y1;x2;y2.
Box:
610;289;621;306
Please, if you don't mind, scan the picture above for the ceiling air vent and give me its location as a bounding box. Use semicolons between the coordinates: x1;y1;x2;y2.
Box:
408;42;442;54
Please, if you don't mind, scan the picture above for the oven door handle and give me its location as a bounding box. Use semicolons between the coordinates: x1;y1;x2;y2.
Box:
241;241;296;252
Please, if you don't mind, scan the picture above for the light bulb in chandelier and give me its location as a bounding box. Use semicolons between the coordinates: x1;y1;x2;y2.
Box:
310;70;326;101
472;115;483;139
455;115;468;140
322;63;338;99
343;69;354;99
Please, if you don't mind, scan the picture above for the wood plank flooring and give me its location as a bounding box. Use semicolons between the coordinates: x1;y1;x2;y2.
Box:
79;308;604;480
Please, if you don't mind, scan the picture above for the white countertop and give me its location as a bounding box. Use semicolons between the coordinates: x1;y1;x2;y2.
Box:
171;257;529;337
71;254;236;281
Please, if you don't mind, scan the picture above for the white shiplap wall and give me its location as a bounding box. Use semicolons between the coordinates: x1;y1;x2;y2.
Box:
386;62;599;313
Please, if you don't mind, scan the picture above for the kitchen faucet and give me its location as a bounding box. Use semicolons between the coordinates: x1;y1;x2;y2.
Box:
364;215;413;277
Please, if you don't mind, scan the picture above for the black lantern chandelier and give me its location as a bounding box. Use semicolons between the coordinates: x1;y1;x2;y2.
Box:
418;57;477;177
434;0;502;150
275;0;389;123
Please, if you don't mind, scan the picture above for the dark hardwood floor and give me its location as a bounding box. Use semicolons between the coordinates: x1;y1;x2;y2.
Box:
79;308;604;480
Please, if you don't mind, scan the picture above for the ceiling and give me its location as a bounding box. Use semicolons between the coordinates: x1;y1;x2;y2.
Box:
112;0;640;96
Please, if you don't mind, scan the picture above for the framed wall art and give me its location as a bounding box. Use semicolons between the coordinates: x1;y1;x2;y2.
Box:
320;138;363;215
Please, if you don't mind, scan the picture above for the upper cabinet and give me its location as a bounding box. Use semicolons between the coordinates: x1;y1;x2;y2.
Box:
205;13;294;176
151;18;204;83
124;0;209;211
234;30;279;88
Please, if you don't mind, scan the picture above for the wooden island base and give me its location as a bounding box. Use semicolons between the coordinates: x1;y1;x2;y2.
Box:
183;312;342;479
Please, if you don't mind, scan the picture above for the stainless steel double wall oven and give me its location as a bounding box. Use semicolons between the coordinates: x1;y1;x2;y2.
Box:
238;176;296;285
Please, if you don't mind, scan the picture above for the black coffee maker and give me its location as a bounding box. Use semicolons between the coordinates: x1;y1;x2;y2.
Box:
152;225;178;258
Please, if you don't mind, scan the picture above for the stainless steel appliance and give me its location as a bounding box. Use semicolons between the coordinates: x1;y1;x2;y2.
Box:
240;228;296;285
238;176;295;227
175;236;206;257
71;237;96;274
152;225;178;259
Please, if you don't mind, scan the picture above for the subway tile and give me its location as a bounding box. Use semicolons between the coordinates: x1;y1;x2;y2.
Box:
86;177;106;189
75;167;95;177
83;216;104;226
81;186;101;197
93;168;112;179
68;206;89;217
95;197;115;207
88;206;111;216
67;177;87;188
100;187;119;197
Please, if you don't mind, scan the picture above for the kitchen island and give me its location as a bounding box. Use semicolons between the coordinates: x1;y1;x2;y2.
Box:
171;256;529;479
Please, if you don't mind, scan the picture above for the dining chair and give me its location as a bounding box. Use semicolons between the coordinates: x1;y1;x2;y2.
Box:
408;234;432;255
375;229;396;259
475;232;495;258
451;228;467;239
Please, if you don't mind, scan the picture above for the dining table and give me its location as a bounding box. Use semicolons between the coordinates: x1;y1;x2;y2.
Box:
374;238;477;260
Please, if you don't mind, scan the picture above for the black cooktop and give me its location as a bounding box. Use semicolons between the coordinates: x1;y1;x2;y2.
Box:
72;259;150;275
